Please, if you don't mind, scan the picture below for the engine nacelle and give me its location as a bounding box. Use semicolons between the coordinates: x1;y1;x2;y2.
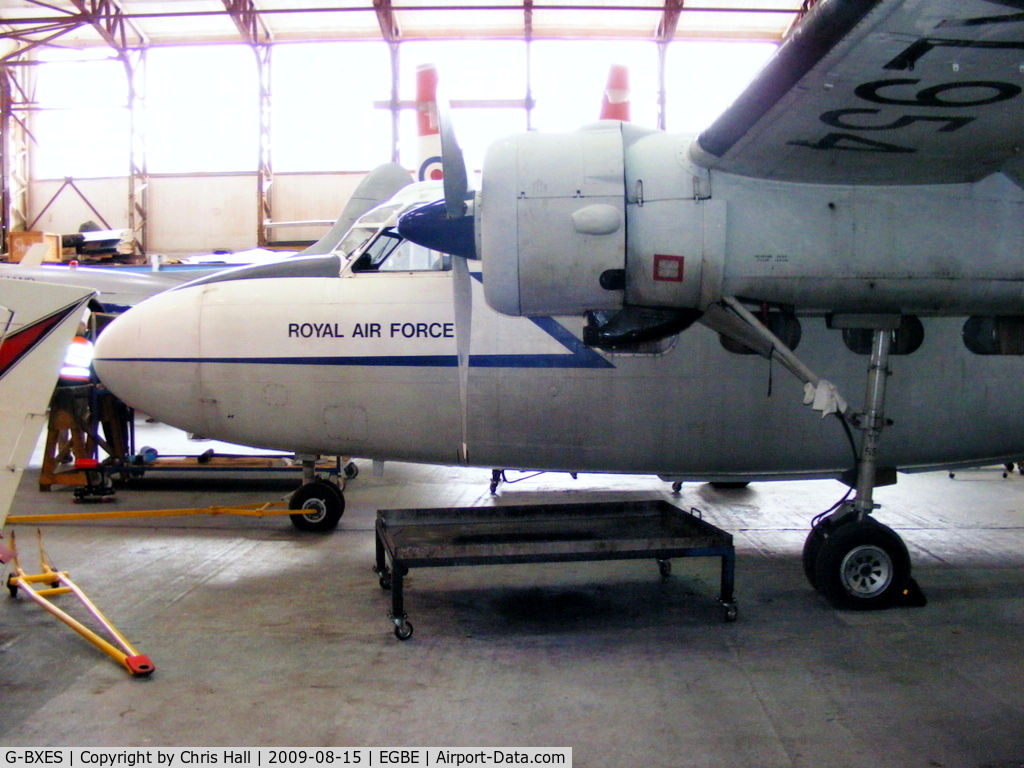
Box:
479;123;627;317
477;122;721;345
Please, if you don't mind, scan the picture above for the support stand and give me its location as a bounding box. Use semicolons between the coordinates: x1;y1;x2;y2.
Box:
373;500;737;639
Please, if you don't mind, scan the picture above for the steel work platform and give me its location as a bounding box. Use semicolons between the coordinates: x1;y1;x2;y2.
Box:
373;499;737;639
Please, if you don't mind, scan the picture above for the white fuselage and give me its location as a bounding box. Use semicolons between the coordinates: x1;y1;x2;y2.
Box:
93;245;1024;481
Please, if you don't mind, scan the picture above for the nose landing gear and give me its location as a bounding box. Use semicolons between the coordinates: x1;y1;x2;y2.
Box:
288;457;346;532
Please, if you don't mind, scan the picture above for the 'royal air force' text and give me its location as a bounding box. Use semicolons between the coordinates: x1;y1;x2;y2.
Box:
287;322;454;340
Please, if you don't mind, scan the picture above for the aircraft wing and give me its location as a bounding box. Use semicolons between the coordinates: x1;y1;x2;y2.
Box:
0;278;95;529
689;0;1024;186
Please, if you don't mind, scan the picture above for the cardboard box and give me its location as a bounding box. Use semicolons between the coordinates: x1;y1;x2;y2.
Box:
8;231;61;263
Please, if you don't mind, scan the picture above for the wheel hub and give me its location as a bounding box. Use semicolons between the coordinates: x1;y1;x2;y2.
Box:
840;544;893;597
301;499;327;522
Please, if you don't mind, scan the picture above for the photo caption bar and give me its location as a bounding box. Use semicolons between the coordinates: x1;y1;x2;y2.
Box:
2;749;572;768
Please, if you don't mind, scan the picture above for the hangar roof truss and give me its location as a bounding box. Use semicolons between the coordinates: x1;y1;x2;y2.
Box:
1;0;810;55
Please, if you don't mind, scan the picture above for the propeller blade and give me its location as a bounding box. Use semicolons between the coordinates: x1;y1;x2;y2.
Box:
452;255;473;462
437;93;469;219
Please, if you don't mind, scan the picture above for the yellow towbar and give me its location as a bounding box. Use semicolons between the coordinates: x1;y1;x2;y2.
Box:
4;530;154;676
6;500;293;525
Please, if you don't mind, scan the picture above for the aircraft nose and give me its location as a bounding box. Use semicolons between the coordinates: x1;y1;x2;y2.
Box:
93;286;206;430
397;198;477;259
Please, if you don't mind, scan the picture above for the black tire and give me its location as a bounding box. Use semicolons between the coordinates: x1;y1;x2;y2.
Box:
814;518;910;610
288;480;344;532
802;518;834;591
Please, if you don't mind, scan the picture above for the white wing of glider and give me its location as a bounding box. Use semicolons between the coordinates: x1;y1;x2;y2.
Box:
0;278;95;529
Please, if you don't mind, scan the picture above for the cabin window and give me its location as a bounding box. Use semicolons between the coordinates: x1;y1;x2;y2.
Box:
963;316;1024;355
841;316;924;356
351;230;451;272
719;312;802;355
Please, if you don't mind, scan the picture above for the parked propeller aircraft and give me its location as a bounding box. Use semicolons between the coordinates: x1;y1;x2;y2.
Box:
0;278;95;529
0;245;193;314
94;0;1024;611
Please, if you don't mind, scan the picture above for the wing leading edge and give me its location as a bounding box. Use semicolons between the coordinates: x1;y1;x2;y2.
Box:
690;0;1024;185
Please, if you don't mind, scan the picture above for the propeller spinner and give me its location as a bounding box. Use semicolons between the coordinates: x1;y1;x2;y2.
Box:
397;92;477;259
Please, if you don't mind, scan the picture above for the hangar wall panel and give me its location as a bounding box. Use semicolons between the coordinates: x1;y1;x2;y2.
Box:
24;172;374;259
270;173;371;246
148;175;258;257
28;178;129;241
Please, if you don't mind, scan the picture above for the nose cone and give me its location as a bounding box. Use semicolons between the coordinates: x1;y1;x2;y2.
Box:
93;286;207;432
397;198;477;259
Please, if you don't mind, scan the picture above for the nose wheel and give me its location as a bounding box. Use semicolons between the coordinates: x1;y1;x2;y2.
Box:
288;479;345;532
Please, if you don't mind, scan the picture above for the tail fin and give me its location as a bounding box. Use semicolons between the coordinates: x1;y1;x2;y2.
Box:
299;162;412;257
600;64;631;122
0;279;94;528
416;63;444;182
17;243;52;269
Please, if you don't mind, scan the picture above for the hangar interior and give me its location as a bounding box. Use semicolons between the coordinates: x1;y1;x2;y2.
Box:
2;2;1024;765
0;0;795;259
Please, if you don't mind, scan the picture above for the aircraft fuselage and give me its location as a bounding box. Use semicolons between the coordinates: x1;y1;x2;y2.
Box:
94;150;1024;483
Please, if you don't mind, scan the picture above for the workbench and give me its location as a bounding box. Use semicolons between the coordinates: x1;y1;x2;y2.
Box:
373;499;737;639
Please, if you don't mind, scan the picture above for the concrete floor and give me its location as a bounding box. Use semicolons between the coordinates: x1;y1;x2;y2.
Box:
1;453;1023;767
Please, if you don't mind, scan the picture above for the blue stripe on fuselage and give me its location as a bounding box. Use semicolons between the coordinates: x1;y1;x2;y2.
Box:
113;264;615;369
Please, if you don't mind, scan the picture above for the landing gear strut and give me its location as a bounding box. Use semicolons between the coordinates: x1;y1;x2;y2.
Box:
804;323;923;610
710;301;923;610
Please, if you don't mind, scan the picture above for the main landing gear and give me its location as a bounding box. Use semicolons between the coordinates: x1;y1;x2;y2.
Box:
803;322;925;610
288;456;346;532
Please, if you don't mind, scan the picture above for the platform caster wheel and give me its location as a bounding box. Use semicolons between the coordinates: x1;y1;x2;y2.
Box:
657;559;672;577
671;481;682;493
343;461;359;480
378;572;392;590
394;619;413;640
813;517;910;610
721;602;738;622
288;480;344;532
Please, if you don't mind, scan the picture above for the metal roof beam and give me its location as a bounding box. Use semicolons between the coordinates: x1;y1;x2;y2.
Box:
0;23;82;64
222;0;273;46
67;0;148;51
374;0;401;43
656;0;683;43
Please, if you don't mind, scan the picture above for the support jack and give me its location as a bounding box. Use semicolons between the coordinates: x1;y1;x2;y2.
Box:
4;530;154;676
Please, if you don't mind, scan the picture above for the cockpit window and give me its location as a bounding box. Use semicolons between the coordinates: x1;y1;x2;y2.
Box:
359;202;403;226
335;227;375;259
350;229;451;273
